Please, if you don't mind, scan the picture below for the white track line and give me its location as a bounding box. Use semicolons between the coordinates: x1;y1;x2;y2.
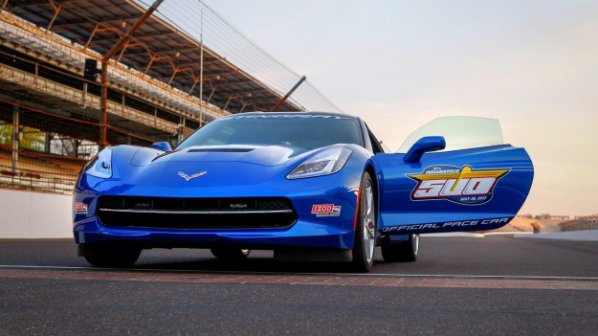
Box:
0;264;597;281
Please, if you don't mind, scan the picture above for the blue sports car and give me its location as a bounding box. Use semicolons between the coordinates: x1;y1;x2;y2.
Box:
73;112;533;272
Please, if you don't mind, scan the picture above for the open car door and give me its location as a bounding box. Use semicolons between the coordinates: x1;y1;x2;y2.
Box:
372;117;533;235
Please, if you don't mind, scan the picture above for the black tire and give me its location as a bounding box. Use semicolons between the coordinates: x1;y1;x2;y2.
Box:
381;234;419;262
83;248;141;268
351;171;377;272
211;247;251;261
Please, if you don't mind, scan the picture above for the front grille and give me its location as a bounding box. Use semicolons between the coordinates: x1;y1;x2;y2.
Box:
97;196;296;229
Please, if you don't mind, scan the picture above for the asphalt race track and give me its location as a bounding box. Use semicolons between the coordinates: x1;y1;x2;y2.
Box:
0;235;597;335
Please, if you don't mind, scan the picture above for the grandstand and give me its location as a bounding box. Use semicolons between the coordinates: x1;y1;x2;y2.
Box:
0;0;340;194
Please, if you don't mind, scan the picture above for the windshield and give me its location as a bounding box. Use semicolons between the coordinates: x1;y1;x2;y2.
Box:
178;114;364;150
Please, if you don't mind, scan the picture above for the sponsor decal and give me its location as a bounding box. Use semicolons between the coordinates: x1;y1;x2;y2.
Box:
407;165;509;205
383;217;511;233
311;204;342;217
178;170;207;181
73;202;88;215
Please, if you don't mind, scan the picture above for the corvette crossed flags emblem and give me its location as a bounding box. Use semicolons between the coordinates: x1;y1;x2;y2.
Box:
178;171;207;181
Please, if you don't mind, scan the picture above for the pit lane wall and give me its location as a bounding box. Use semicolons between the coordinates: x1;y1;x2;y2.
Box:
0;189;72;238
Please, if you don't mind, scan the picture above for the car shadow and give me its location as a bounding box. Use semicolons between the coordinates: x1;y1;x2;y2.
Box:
133;259;368;274
130;250;383;274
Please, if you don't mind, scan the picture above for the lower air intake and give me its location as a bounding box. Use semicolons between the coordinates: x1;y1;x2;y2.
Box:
97;196;296;229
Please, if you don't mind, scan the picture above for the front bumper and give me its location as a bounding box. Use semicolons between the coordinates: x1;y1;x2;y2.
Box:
73;173;361;250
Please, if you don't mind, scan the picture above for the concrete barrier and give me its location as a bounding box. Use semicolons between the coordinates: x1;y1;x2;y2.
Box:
0;188;72;238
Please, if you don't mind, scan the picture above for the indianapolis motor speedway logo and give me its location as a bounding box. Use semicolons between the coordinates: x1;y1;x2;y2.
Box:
407;165;510;205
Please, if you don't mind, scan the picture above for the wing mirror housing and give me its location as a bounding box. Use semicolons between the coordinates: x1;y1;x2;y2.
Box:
403;136;446;163
150;141;172;152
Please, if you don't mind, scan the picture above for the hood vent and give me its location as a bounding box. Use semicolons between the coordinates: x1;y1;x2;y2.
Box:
187;148;254;153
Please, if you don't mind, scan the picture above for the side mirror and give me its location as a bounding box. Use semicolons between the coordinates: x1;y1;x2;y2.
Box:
403;136;446;163
150;141;172;152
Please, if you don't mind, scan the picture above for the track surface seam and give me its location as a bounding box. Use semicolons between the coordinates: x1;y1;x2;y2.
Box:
1;264;598;280
1;265;597;290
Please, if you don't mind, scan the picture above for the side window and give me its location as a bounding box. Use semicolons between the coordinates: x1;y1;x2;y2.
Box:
398;117;504;153
365;124;385;154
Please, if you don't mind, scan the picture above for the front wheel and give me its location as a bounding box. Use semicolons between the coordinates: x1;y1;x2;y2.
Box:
351;171;377;272
381;234;419;262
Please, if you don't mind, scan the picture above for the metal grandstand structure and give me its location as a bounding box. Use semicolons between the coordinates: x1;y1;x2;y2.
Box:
0;0;341;194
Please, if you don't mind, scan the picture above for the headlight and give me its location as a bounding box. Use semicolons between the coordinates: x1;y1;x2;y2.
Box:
287;147;352;179
86;147;112;179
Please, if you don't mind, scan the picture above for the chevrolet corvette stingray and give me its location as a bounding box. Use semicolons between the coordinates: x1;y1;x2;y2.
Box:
73;112;533;272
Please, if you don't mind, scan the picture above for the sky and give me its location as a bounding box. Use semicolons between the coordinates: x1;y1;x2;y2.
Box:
202;0;598;216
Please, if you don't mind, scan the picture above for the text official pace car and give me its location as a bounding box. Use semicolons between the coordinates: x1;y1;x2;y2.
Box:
73;113;533;272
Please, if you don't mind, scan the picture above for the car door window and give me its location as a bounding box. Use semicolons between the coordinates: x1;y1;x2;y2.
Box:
398;117;504;153
364;124;385;154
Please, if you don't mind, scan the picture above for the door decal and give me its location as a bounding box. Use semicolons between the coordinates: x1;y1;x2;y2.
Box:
407;165;510;205
382;217;511;233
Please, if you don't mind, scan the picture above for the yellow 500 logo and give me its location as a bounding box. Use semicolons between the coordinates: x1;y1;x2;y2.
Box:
407;165;509;205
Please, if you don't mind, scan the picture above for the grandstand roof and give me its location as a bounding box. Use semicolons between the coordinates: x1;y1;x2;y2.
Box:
5;0;302;113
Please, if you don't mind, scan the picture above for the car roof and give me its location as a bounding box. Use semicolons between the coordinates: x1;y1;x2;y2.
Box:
226;111;359;120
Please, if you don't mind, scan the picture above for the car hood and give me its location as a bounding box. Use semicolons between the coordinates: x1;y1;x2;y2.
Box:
106;144;313;189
